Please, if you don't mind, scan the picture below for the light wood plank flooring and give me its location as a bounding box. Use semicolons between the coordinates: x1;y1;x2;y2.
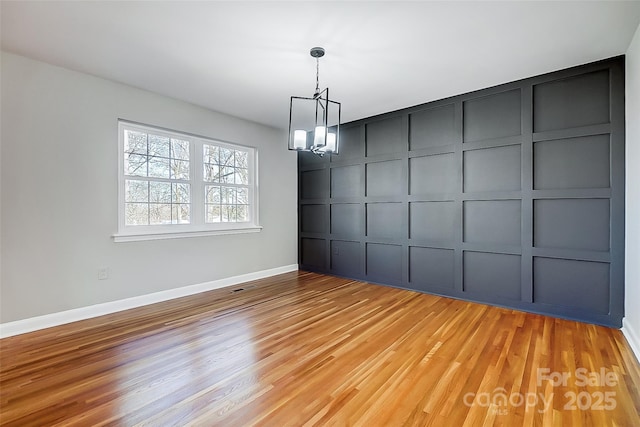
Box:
1;271;639;426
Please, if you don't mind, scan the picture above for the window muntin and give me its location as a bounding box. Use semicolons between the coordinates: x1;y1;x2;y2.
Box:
117;121;258;240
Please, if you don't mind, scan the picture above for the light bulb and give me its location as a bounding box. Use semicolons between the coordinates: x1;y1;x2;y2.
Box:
326;133;336;152
313;126;326;147
293;130;306;149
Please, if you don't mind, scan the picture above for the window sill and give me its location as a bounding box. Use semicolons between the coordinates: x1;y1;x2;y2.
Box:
112;226;263;243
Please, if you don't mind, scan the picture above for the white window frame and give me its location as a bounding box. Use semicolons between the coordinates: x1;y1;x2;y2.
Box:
113;120;261;242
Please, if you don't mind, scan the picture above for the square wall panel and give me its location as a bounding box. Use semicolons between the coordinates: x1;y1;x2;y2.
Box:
334;125;363;161
409;104;456;150
464;200;521;245
534;257;609;314
534;135;610;190
409;247;454;290
367;202;404;240
463;89;521;142
366;116;404;157
410;153;457;195
301;169;327;199
331;203;363;238
331;240;363;277
331;165;361;198
300;204;326;233
367;243;402;284
366;160;403;197
533;70;610;132
301;238;325;268
410;201;456;242
534;199;610;251
463;145;521;192
464;251;521;300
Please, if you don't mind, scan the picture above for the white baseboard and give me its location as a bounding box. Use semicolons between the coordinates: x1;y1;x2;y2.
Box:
0;264;298;339
622;318;640;363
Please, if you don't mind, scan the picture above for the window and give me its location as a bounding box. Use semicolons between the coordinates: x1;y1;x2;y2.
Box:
203;144;251;223
115;121;259;242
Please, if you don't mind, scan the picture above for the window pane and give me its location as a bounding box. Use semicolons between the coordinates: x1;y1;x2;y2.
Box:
148;134;170;158
173;204;190;224
206;204;221;223
219;147;234;166
236;205;248;222
205;185;221;203
203;144;218;164
125;180;149;202
221;187;236;204
171;139;190;160
149;181;172;203
221;205;236;222
219;166;234;183
204;164;219;182
148;156;170;178
236;188;248;204
173;183;190;203
149;203;172;225
125;203;149;225
234;168;248;185
125;130;147;154
171;159;190;180
235;151;248;168
125;153;148;177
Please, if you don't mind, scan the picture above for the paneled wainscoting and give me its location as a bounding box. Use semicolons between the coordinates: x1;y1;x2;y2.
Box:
1;271;639;426
298;56;626;328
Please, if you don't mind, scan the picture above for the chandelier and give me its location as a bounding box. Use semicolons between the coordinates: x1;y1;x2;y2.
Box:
288;47;341;156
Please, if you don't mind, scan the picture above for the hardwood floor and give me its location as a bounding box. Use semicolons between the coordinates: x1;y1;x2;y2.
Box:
1;271;639;426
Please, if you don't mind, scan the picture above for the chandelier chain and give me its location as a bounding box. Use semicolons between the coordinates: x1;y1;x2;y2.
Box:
315;57;320;96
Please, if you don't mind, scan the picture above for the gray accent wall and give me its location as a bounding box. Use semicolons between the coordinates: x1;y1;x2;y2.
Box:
298;56;625;327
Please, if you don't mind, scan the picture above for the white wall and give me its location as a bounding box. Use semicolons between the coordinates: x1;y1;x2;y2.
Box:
625;23;640;359
0;52;297;323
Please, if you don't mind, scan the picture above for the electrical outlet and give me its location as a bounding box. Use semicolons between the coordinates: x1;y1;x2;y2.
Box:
98;267;109;280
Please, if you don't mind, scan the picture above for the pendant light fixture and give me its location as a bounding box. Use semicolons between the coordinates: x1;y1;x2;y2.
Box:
288;47;341;156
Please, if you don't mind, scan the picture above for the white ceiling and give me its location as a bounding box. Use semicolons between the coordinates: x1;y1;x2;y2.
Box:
2;1;640;130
